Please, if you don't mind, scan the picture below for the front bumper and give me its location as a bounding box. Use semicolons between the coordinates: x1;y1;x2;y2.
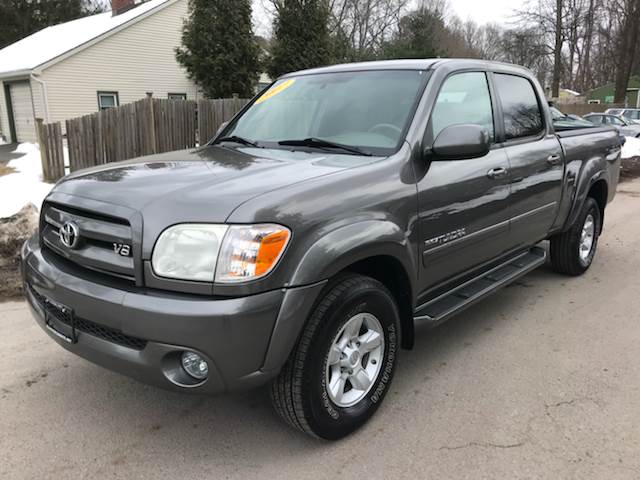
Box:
22;235;326;394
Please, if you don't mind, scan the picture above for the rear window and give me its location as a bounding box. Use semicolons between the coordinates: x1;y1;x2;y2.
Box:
495;74;544;140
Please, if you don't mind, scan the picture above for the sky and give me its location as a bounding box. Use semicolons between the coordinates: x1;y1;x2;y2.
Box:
443;0;524;26
252;0;527;37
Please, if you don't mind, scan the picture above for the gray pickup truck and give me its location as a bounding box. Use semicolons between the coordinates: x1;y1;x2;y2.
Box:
22;59;622;440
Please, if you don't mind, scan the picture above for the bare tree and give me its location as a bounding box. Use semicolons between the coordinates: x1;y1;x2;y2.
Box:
613;0;640;102
550;0;563;97
328;0;409;59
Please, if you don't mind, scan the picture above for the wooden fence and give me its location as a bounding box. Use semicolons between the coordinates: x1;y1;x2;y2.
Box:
555;102;625;116
36;119;65;182
66;96;200;171
198;97;249;144
36;96;249;181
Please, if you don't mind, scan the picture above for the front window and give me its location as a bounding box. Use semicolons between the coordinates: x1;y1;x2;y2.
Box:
168;93;187;100
221;70;429;155
430;72;495;141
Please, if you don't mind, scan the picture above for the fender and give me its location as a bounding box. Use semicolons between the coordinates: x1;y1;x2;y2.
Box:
562;158;608;232
289;219;417;291
259;220;417;372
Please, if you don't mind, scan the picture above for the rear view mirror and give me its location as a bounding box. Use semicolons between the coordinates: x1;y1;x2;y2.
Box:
430;124;491;160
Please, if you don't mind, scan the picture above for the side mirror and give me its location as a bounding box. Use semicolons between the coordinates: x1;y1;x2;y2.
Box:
430;124;491;161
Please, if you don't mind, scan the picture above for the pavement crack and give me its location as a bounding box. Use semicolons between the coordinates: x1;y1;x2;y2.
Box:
439;440;525;451
544;396;603;414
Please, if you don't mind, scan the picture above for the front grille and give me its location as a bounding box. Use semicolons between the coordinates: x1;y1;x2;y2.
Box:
29;285;147;350
40;202;135;282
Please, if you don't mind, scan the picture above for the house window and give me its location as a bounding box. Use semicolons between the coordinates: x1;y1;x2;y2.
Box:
168;93;187;100
97;91;119;110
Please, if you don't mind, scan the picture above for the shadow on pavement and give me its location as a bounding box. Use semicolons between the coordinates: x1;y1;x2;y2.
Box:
0;143;24;165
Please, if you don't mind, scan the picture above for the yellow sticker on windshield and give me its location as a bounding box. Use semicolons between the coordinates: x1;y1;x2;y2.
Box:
255;79;295;104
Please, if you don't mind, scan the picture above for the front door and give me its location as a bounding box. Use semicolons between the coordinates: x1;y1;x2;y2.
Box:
8;81;37;143
416;71;512;298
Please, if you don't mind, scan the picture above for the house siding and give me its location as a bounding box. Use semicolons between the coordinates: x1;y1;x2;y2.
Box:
37;0;197;130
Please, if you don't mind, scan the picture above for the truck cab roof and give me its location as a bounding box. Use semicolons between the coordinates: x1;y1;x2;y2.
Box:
282;58;533;78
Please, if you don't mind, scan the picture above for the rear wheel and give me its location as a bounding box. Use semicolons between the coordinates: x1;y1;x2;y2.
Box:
550;197;601;275
270;274;400;440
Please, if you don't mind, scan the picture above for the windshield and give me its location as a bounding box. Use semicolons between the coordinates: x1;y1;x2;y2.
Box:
221;70;429;155
622;110;640;121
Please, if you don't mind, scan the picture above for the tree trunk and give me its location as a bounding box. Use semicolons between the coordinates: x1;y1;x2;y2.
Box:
614;0;640;104
579;0;595;92
551;0;563;98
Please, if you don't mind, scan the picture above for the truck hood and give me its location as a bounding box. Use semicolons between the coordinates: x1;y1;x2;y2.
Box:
53;145;373;225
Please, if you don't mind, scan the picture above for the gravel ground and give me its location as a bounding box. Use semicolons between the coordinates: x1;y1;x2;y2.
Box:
1;179;640;480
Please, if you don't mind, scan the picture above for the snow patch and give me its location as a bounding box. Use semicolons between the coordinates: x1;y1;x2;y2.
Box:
622;136;640;159
0;143;55;218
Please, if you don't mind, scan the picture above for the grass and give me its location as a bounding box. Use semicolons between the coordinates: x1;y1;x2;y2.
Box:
0;164;16;177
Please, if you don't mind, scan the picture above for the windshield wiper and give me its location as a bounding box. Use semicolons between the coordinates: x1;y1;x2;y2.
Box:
214;135;261;148
278;137;372;156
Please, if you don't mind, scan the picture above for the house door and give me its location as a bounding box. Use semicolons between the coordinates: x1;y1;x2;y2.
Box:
8;82;36;143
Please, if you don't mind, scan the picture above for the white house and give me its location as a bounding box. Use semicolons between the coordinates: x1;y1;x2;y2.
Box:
0;0;198;143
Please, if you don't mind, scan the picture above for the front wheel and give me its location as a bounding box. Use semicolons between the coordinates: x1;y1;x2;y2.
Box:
550;197;601;275
270;274;400;440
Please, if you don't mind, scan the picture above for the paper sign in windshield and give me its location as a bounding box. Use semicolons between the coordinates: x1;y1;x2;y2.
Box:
256;79;295;104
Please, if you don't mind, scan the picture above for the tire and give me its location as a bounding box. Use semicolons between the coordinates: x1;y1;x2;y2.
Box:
270;274;401;440
550;197;601;276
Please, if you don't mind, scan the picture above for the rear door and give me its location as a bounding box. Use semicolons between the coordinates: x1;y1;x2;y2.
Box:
493;73;564;249
416;71;512;294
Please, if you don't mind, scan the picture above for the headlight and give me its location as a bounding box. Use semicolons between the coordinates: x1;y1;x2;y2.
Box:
215;224;291;283
152;224;228;281
151;223;290;283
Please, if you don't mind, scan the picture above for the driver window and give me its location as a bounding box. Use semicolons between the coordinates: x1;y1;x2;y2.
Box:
431;72;494;141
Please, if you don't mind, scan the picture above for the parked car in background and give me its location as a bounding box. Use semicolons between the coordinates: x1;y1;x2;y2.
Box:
584;113;640;137
549;106;595;129
605;108;640;123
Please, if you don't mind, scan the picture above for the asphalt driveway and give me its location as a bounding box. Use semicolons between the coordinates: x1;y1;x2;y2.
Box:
0;143;23;165
1;179;640;479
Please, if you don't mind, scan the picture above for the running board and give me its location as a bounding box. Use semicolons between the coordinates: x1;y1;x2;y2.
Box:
413;247;546;326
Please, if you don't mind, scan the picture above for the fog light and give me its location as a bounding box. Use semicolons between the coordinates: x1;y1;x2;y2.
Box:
181;351;208;380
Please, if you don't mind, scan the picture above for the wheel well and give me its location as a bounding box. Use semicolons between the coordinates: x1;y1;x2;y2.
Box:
588;180;607;231
344;255;414;350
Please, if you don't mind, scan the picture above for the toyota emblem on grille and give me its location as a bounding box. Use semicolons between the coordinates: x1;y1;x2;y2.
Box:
59;222;80;249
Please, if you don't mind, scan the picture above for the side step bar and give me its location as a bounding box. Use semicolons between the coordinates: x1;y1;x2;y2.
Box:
413;246;547;326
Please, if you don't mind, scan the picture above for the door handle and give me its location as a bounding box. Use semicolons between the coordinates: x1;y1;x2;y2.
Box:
487;167;508;180
547;154;562;166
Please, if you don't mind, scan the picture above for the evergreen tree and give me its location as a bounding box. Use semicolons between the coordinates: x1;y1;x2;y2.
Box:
176;0;259;98
268;0;331;78
0;0;104;49
381;8;447;60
